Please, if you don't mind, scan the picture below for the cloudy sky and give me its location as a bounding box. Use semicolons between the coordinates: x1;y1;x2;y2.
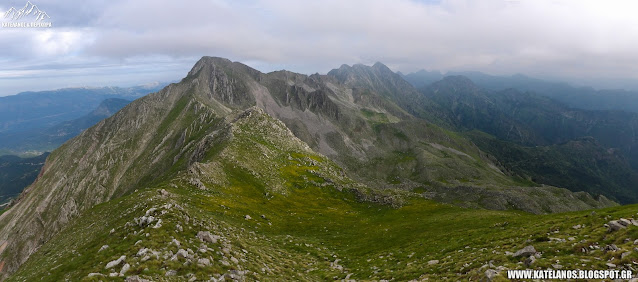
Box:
1;0;638;96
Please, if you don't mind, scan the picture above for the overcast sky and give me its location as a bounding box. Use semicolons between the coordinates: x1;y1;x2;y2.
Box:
1;0;638;96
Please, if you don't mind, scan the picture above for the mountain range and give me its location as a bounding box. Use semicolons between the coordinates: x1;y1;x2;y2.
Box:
0;57;635;280
0;98;131;156
0;84;164;137
401;70;638;114
411;75;638;203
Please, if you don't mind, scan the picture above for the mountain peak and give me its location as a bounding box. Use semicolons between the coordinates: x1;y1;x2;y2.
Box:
441;75;475;85
432;75;478;89
372;62;391;71
187;56;233;77
427;75;481;96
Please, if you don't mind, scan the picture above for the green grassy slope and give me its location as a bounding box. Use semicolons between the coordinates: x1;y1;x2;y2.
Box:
12;173;638;281
468;131;638;204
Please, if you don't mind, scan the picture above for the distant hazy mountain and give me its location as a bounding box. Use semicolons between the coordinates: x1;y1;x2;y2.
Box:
0;98;132;156
0;84;164;134
402;70;638;113
0;98;131;207
417;76;638;203
398;69;444;88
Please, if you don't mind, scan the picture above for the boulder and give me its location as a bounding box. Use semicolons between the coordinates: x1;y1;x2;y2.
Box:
120;263;130;276
427;260;439;265
608;221;626;231
176;249;188;259
513;246;536;257
197;231;220;243
524;256;536;267
136;216;155;227
125;276;150;282
198;258;211;266
99;245;109;252
618;218;632;226
603;244;619;252
485;269;499;281
106;255;126;269
136;248;149;257
144;208;157;217
152;219;162;229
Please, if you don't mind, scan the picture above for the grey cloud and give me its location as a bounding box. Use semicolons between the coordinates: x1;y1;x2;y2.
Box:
2;0;638;95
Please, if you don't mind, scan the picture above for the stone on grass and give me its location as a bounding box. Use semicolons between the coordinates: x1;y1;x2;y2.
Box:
176;249;188;259
197;231;219;243
485;269;499;281
608;221;626;231
198;258;211;266
603;244;619;252
513;246;536;257
105;255;126;269
524;256;536;267
125;276;150;282
120;263;130;276
618;218;632;226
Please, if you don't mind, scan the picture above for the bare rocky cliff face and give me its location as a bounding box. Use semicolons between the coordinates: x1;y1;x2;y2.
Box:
0;57;616;278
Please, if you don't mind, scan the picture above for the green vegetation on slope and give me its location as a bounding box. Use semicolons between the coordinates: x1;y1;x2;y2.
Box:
0;153;48;204
416;76;638;204
11;175;638;281
467;131;638;204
